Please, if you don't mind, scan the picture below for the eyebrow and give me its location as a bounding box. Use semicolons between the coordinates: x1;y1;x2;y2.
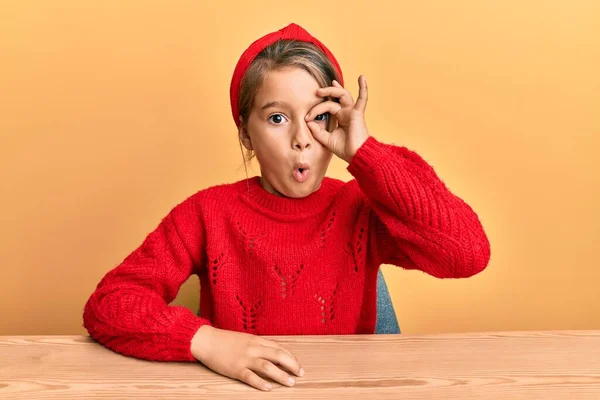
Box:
260;99;326;111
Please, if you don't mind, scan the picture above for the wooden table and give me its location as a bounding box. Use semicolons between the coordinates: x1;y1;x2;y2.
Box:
1;331;599;399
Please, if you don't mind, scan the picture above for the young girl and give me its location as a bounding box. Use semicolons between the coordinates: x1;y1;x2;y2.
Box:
83;23;491;392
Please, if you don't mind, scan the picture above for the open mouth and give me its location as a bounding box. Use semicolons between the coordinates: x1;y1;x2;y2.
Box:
293;167;310;183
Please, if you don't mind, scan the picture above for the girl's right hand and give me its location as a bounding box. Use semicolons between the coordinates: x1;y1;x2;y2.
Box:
190;325;304;391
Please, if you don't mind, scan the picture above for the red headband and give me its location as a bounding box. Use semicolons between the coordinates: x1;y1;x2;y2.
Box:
229;23;344;127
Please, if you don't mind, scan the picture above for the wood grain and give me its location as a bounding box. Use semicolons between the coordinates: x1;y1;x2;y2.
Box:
1;331;599;399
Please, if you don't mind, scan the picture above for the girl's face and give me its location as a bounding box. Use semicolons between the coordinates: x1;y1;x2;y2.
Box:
239;66;333;198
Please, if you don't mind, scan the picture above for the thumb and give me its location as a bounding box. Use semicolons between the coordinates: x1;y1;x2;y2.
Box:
307;121;330;148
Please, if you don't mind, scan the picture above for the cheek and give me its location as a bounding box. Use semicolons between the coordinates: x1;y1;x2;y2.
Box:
316;146;334;164
251;133;289;163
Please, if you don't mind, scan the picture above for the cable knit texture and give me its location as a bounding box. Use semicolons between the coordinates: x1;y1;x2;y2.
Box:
83;136;491;362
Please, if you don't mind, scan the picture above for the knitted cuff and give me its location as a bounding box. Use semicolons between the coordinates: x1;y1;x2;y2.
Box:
169;313;212;362
347;136;394;180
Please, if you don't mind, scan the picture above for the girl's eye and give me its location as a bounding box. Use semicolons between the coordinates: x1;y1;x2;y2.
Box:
268;114;287;124
314;113;329;122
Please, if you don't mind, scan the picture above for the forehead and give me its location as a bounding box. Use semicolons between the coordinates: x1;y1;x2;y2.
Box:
253;67;321;108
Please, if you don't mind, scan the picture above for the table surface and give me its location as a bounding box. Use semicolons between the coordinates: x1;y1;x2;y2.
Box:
1;331;599;399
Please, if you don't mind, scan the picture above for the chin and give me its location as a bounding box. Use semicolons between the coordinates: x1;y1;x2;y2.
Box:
262;172;325;198
286;189;313;199
274;180;318;199
291;179;323;198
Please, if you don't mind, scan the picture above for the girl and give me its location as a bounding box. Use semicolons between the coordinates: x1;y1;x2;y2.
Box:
83;23;491;392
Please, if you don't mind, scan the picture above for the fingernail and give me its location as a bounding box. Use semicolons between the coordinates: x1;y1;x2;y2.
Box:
288;377;296;386
265;383;272;391
299;368;305;376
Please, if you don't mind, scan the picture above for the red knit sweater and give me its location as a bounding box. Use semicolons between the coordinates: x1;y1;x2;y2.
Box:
83;136;490;362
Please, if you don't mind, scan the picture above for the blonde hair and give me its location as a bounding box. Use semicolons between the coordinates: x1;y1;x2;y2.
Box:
237;40;341;164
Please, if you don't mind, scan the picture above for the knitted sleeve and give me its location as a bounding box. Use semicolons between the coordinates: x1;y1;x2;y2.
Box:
82;194;210;362
347;136;491;278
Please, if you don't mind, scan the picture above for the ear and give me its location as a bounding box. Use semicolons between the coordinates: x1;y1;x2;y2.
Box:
238;116;253;151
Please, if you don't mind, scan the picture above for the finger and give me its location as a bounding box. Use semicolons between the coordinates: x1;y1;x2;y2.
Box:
260;345;304;378
307;121;331;148
305;101;342;122
258;338;295;359
252;359;296;387
238;368;272;392
317;85;354;107
355;75;368;112
258;338;304;376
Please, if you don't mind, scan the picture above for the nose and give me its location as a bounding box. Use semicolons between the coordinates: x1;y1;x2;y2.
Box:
292;121;312;150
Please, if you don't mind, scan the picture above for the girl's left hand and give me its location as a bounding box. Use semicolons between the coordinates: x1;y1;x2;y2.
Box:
305;75;370;163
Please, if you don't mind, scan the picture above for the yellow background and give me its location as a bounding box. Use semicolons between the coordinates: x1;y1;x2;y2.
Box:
1;1;599;335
